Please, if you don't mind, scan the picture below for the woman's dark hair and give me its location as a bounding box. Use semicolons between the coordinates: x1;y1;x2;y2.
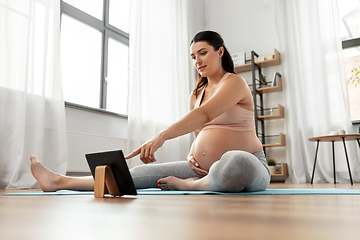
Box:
190;31;235;97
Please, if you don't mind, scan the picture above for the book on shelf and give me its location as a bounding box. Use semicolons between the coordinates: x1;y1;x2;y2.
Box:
271;72;281;87
231;52;246;66
275;162;282;174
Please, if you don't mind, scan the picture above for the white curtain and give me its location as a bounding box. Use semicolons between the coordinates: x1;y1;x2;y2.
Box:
0;0;68;188
126;0;193;168
275;0;360;183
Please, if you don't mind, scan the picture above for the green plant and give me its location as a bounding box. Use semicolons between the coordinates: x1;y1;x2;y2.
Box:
348;66;360;87
267;159;276;166
260;74;267;85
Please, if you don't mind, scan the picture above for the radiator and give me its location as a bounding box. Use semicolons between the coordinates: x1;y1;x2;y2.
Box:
66;132;126;173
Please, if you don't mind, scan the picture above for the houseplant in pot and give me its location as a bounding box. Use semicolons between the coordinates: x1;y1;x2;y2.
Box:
267;158;276;175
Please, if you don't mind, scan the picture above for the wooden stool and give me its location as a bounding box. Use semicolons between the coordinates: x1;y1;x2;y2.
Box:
309;134;360;185
94;165;121;198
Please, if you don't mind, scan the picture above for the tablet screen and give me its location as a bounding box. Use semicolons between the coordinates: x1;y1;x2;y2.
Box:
86;150;137;196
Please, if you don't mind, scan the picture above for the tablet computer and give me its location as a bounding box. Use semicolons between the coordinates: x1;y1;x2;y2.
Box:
85;150;137;196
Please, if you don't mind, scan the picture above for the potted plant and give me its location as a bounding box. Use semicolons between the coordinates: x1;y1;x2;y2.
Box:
259;74;270;89
260;74;267;85
267;158;276;175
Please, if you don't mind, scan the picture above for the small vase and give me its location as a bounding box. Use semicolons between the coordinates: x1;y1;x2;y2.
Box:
269;166;276;175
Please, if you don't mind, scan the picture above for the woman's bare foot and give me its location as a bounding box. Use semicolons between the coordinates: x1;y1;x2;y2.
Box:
30;155;94;192
30;155;62;192
157;176;211;191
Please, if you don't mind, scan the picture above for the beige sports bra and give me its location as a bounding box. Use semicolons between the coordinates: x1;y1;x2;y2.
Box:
194;72;255;134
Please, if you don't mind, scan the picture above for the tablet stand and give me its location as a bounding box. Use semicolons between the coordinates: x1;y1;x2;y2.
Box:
94;165;121;198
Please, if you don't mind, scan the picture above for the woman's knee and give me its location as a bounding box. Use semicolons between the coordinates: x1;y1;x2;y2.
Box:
208;151;261;192
220;151;257;172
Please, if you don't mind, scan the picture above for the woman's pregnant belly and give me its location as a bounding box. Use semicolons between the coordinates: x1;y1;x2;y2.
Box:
192;128;263;171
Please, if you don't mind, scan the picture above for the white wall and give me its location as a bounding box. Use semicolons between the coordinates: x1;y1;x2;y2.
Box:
202;0;287;163
65;0;287;168
65;107;128;139
188;0;205;40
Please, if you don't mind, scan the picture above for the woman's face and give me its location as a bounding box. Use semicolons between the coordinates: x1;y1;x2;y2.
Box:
190;41;223;77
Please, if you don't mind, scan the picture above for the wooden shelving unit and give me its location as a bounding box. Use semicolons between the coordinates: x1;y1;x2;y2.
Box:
235;49;285;148
271;163;288;182
262;133;286;147
234;49;281;73
258;104;284;120
272;163;288;176
234;48;288;182
257;76;282;93
250;74;282;94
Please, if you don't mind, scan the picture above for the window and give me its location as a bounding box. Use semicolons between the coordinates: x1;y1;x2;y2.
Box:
338;0;360;123
60;0;129;116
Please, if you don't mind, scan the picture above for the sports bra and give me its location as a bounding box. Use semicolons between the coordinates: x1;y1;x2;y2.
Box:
194;72;255;133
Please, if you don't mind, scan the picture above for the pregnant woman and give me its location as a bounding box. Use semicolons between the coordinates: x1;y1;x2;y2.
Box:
30;31;270;193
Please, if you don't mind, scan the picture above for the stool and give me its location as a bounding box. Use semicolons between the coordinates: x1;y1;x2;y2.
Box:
309;134;360;185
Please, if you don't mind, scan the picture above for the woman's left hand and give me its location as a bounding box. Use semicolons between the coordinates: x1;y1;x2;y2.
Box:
187;156;208;176
125;132;165;164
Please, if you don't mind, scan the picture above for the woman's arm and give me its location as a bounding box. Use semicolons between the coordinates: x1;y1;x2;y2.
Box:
160;74;249;140
189;92;199;138
125;74;249;163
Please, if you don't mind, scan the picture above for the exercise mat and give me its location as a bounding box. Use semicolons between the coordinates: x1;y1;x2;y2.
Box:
3;188;360;196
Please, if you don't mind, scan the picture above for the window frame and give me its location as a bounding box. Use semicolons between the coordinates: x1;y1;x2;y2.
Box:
342;37;360;124
342;38;360;50
60;0;129;118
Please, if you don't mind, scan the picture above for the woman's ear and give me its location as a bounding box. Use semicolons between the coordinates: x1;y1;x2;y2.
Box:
219;46;224;58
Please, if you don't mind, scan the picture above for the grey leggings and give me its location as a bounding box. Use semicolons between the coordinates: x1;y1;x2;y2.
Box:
130;150;270;193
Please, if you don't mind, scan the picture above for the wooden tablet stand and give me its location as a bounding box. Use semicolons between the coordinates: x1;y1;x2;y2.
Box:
94;165;121;198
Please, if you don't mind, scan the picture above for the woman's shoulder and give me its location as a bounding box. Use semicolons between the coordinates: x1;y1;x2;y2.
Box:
227;72;246;80
220;73;252;100
222;73;248;87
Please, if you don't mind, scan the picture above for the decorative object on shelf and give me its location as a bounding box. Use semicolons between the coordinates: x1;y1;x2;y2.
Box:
258;74;268;89
231;52;245;66
258;105;284;120
348;66;360;87
255;55;265;62
260;74;267;85
267;158;276;175
275;162;282;174
258;85;271;89
265;55;274;60
272;72;281;87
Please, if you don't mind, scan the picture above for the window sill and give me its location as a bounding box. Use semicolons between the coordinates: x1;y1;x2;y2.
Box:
64;102;128;119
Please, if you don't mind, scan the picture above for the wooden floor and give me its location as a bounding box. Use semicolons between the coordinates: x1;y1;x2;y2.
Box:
1;183;360;240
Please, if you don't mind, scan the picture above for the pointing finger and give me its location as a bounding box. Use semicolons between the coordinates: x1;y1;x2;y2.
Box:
125;148;141;160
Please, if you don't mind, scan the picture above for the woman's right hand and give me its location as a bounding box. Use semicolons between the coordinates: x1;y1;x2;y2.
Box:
187;156;208;176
